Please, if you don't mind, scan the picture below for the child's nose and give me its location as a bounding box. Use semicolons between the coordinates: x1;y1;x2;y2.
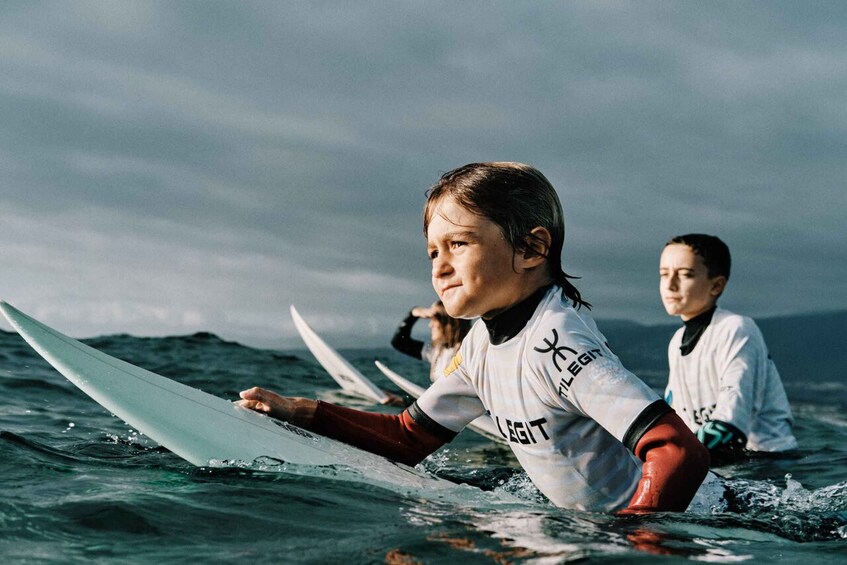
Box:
432;255;451;278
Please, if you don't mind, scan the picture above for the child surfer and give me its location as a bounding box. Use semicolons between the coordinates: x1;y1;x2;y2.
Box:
659;234;797;465
239;162;708;513
390;300;472;384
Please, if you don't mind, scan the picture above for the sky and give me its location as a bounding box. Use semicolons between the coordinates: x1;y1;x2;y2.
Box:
1;1;845;349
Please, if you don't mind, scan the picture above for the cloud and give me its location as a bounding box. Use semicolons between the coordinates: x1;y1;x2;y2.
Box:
1;2;845;347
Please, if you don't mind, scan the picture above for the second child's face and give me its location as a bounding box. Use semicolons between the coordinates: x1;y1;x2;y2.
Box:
429;318;445;344
427;197;527;319
659;244;725;321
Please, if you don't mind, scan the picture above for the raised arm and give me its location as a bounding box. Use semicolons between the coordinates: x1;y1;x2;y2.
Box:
390;310;426;359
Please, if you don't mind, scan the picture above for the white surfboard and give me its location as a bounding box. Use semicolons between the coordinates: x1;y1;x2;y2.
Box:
290;305;390;404
0;300;453;491
374;360;506;444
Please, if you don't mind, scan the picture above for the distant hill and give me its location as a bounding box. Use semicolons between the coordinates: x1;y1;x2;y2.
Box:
597;310;847;404
594;319;678;389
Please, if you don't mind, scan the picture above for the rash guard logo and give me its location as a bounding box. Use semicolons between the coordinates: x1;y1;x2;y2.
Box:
534;329;605;398
533;329;577;372
443;352;463;377
494;416;550;445
687;403;717;426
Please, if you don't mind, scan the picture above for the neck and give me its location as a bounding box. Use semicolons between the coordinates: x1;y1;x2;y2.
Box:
681;303;717;322
482;284;553;345
482;274;555;320
679;306;717;356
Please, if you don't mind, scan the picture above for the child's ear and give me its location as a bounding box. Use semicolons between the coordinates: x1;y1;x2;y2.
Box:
709;276;727;297
521;227;552;269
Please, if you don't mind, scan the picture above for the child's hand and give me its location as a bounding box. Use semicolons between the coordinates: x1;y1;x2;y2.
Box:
412;301;440;318
236;387;317;426
410;305;431;318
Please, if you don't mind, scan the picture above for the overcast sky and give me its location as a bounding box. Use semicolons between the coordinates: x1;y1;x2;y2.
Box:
1;1;845;348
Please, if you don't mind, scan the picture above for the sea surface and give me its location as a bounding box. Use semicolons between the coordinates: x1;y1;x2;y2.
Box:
0;328;845;564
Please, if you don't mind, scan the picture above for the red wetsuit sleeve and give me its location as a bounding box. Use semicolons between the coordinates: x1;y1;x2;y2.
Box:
306;401;446;467
623;411;710;513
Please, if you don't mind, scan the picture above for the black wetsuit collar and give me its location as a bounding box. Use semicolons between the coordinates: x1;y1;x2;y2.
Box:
680;306;716;356
482;285;553;345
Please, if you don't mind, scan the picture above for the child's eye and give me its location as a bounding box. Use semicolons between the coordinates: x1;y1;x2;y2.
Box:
450;240;466;249
428;249;439;260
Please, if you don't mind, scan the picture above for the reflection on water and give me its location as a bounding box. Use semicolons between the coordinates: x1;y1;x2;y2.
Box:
0;331;845;563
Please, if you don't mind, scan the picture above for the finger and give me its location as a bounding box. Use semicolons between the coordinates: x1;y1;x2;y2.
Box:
236;399;271;414
239;387;267;401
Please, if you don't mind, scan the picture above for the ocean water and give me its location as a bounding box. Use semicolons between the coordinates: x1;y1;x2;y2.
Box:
0;329;845;564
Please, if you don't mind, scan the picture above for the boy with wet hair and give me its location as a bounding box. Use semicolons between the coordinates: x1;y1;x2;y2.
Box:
240;163;710;512
659;234;797;464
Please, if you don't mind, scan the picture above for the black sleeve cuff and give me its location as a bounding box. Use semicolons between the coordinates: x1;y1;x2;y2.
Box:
622;399;672;453
408;401;458;443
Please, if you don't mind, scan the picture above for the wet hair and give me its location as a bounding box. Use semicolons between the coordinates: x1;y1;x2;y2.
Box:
666;233;731;280
424;162;590;310
430;300;472;347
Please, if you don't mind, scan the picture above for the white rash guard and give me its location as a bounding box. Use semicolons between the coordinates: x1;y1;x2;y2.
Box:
664;308;797;452
413;286;668;511
420;343;457;384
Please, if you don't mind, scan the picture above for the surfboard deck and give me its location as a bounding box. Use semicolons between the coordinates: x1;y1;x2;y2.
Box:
374;360;506;444
290;305;390;404
0;300;453;491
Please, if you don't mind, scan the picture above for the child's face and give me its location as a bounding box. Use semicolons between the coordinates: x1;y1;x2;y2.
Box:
427;197;528;319
659;244;726;321
428;317;445;344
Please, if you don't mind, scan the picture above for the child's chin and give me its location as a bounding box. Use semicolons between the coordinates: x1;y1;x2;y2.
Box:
661;302;681;316
442;300;469;319
442;304;465;318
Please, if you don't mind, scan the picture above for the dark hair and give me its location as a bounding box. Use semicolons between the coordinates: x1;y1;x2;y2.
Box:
666;233;731;280
424;162;590;310
431;300;472;347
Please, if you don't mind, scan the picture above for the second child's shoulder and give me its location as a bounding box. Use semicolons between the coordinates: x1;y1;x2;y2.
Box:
712;308;765;340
